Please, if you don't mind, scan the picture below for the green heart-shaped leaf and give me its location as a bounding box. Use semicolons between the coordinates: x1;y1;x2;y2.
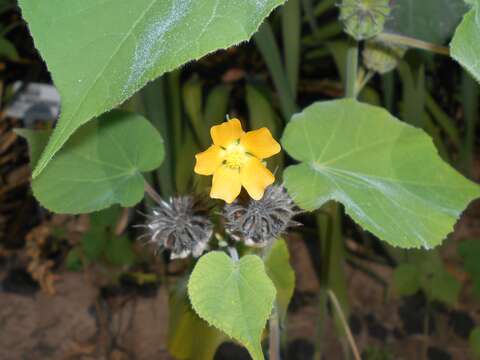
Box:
188;252;276;360
24;110;164;214
281;99;480;249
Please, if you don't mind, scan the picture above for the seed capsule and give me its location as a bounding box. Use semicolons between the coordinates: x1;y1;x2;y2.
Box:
142;196;212;259
363;39;406;74
339;0;391;41
223;185;300;247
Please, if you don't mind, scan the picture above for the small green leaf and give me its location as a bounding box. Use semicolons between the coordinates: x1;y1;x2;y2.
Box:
66;246;83;271
18;0;286;178
451;8;480;84
81;230;107;262
281;99;480;248
188;252;276;360
458;239;480;296
264;239;295;323
89;206;122;230
168;277;226;359
105;235;136;267
470;327;480;358
429;267;461;305
393;264;421;296
31;110;164;214
458;239;480;275
81;207;122;262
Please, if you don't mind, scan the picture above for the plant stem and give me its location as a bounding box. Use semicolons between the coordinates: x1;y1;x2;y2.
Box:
315;289;328;360
327;290;361;360
314;207;333;360
227;246;239;261
345;39;358;99
269;303;281;360
356;69;375;96
144;180;163;205
377;33;450;56
460;71;479;176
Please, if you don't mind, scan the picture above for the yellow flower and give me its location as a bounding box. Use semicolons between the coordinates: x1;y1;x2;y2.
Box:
194;119;281;203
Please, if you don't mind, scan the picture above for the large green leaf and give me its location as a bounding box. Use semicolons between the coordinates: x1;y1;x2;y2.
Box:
264;239;295;323
385;0;468;44
30;110;164;214
188;252;276;360
451;7;480;84
18;0;285;178
281;99;480;248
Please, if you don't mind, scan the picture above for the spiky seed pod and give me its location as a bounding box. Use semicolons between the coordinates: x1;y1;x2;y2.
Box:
143;196;213;259
363;39;406;74
223;185;300;247
339;0;391;41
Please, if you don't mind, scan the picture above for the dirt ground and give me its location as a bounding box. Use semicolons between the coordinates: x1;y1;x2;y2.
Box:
1;210;479;360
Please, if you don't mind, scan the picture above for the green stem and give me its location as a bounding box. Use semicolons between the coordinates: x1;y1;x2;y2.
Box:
314;205;333;359
377;33;450;56
269;303;281;360
460;71;479;176
328;290;361;360
144;180;163;205
356;69;375;96
345;40;359;99
315;288;328;360
227;246;239;261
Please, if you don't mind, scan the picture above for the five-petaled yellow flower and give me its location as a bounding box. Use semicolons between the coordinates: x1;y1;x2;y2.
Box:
194;119;281;203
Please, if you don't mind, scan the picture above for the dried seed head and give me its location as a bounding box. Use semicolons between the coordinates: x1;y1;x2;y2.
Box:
223;185;300;247
339;0;391;41
143;196;212;259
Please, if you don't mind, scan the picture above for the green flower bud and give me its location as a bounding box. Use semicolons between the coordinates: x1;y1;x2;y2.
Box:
339;0;391;41
363;39;406;74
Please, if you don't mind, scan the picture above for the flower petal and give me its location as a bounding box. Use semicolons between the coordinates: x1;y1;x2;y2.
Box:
194;145;224;175
240;127;281;159
240;157;275;200
211;118;244;148
211;166;242;203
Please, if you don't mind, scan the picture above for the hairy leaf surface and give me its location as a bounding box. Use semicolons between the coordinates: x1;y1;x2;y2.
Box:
282;99;480;248
188;252;276;360
28;111;164;213
18;0;285;177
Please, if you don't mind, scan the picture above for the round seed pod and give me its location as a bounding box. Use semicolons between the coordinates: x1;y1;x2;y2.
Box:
223;185;300;248
339;0;391;41
142;196;213;259
363;39;407;74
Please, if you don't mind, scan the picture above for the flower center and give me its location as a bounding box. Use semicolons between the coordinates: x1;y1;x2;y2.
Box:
224;144;248;170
